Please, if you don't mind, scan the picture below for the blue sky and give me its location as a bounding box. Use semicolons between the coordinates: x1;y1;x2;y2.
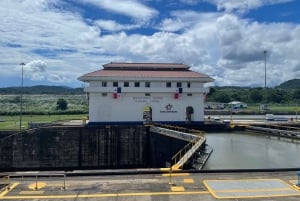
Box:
0;0;300;87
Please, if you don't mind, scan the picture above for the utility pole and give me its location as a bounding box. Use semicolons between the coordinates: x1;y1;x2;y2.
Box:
264;50;267;91
20;62;25;131
263;50;267;112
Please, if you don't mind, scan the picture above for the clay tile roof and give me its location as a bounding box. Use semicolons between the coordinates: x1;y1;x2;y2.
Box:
78;62;214;82
103;62;190;70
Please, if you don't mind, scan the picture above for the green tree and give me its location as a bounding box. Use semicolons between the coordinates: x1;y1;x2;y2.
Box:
56;98;68;110
268;89;288;103
292;89;300;100
214;92;231;103
249;89;263;103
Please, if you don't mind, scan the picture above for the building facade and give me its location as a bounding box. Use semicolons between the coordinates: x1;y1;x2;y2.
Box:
78;62;214;125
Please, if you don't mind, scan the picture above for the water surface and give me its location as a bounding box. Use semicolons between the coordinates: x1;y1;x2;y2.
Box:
203;132;300;170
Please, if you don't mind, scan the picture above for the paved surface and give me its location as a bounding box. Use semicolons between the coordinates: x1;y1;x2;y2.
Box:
204;178;300;199
1;171;300;200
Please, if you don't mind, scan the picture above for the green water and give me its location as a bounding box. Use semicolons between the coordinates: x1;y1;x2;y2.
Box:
203;131;300;170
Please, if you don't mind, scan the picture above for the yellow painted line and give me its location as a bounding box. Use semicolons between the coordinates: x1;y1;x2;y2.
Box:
204;178;282;182
160;167;182;172
160;168;170;171
1;191;210;199
0;182;19;197
28;182;46;190
162;173;189;177
203;179;300;199
183;178;194;183
171;186;185;192
19;191;44;195
214;187;294;193
292;185;300;191
289;180;298;185
213;192;300;199
203;180;216;198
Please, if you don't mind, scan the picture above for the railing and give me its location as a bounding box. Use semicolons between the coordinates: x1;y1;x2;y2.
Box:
0;173;10;190
246;125;300;139
150;124;206;169
9;173;67;190
153;123;206;136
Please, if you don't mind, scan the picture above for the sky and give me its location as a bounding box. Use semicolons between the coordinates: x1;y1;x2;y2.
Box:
0;0;300;88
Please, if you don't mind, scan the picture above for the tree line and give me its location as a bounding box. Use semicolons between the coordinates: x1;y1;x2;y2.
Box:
0;85;84;95
207;87;300;104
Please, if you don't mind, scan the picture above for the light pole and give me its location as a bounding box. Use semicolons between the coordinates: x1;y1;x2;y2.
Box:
19;62;25;131
263;50;267;111
264;50;267;90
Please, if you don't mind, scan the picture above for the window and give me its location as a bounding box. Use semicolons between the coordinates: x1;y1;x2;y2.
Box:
124;82;129;87
187;93;192;96
113;82;118;87
102;81;107;87
166;82;172;88
145;93;151;96
187;82;191;88
145;82;150;88
176;82;182;88
102;93;107;96
135;82;140;87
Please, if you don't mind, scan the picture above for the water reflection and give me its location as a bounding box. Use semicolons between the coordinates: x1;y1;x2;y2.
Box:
203;131;300;170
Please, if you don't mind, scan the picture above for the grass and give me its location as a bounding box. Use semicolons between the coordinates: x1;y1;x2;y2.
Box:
0;114;87;130
247;105;299;113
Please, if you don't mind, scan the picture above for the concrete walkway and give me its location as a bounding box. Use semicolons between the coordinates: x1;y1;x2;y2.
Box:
1;171;300;201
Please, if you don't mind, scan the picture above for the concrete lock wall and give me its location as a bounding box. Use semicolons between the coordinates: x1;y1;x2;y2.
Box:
0;126;186;170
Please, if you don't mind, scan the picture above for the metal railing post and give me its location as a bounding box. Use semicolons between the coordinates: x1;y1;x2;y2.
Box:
35;175;38;190
6;175;10;190
62;174;66;190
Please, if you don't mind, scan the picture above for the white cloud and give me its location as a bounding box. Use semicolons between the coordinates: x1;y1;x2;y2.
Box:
78;0;158;21
24;60;47;73
47;74;70;83
0;0;299;87
94;20;140;31
206;0;293;14
157;11;219;32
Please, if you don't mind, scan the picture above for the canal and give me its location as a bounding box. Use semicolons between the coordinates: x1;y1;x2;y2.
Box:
203;131;300;170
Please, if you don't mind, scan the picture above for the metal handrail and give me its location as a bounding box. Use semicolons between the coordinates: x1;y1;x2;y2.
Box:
0;174;10;190
150;123;206;169
171;137;199;165
9;173;67;190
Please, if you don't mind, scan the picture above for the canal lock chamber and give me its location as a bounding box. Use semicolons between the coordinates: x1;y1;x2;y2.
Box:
0;125;208;171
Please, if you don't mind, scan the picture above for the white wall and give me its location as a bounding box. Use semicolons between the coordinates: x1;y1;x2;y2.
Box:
88;92;206;123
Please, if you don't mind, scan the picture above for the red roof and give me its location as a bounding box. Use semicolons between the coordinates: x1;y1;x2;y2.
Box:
78;62;214;81
80;70;209;78
103;62;190;70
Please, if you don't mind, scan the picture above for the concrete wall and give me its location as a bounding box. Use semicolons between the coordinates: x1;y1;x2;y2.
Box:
86;79;208;124
0;126;186;171
89;92;206;124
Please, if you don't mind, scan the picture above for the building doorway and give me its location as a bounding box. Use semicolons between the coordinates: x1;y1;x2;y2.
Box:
143;106;152;124
186;106;194;122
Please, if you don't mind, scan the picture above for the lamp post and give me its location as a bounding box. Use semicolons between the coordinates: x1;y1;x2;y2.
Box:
263;50;267;111
19;62;25;131
264;50;267;90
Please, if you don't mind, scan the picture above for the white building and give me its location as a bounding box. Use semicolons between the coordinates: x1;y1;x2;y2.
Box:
228;101;248;109
78;62;214;125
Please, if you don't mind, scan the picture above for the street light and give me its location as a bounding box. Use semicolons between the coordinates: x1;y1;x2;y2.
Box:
19;62;25;131
263;50;268;112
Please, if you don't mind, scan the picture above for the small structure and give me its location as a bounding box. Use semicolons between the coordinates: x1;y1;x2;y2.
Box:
228;101;247;109
78;62;214;125
205;102;225;110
